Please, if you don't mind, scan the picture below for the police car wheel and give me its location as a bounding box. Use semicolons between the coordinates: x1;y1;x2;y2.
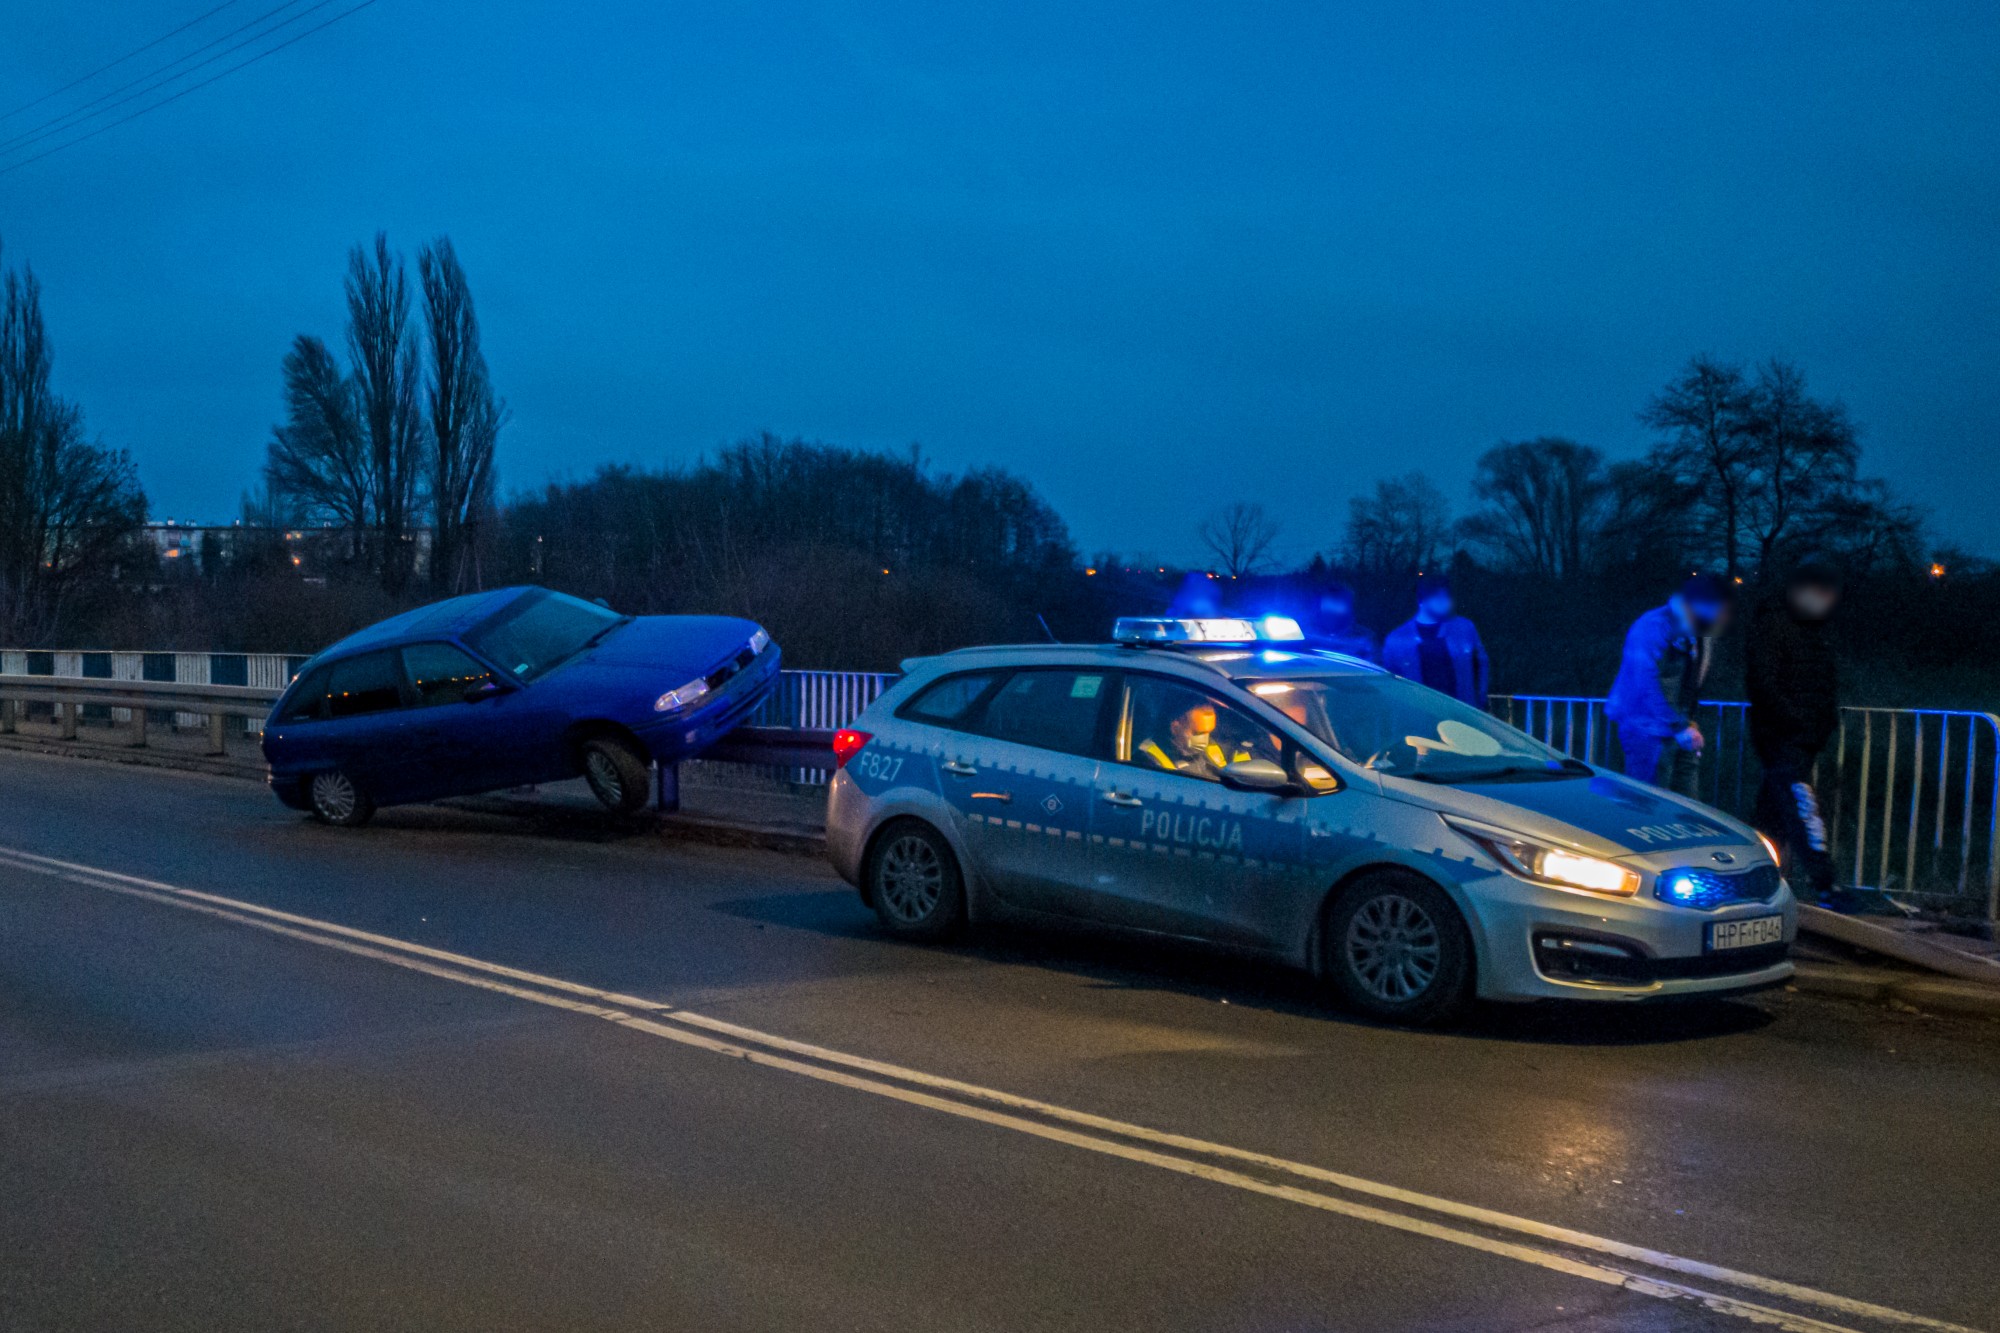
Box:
1326;872;1471;1025
867;820;965;940
581;737;651;814
308;769;374;828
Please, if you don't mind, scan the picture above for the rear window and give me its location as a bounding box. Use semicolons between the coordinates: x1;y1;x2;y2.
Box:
323;651;405;720
969;669;1109;756
899;671;1001;726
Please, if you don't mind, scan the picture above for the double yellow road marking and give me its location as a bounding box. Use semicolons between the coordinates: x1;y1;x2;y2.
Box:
0;844;1980;1333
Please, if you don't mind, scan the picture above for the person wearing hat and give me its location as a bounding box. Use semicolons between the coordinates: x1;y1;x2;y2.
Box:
1747;558;1845;906
1605;572;1735;796
1381;576;1489;708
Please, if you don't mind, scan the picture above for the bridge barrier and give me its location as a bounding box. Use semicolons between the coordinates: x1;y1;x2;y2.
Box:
1493;695;2000;922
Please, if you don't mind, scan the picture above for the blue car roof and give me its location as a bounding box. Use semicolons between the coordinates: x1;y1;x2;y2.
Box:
316;586;535;660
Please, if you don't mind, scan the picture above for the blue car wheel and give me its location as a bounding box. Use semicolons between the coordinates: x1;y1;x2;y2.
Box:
308;769;375;829
581;736;650;814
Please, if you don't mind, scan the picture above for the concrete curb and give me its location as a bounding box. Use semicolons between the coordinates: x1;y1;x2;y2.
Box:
1791;962;2000;1020
1797;904;2000;985
0;732;264;781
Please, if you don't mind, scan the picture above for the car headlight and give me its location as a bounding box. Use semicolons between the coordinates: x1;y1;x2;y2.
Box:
748;628;770;655
1757;831;1782;866
1445;818;1640;897
654;677;712;713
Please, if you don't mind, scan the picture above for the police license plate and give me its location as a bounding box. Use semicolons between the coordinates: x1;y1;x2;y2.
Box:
1705;915;1784;952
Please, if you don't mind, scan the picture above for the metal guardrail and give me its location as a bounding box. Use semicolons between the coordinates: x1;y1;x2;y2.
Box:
0;664;890;777
1494;695;2000;921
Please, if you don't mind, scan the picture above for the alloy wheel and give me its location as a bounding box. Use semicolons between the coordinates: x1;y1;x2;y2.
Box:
877;834;944;923
311;771;357;823
585;750;624;805
1344;893;1442;1003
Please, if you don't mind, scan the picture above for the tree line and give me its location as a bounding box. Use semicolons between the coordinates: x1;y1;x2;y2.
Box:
5;231;1998;703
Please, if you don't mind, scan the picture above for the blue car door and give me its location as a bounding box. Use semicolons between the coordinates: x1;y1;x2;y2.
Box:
939;666;1112;919
1085;672;1311;949
395;642;516;799
312;650;419;801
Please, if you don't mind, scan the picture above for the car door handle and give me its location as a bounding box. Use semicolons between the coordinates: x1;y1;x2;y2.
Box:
942;760;977;776
1100;790;1143;807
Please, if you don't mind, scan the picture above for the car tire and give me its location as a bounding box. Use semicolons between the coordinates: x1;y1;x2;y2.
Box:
866;819;966;941
307;769;374;828
581;736;651;814
1324;870;1472;1026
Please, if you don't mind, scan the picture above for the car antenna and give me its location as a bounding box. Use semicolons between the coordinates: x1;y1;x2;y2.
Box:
1035;614;1059;643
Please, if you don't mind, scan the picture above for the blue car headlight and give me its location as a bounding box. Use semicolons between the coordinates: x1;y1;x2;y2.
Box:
748;628;770;655
654;677;712;713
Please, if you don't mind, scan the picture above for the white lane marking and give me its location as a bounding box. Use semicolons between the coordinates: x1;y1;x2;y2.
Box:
0;846;1978;1333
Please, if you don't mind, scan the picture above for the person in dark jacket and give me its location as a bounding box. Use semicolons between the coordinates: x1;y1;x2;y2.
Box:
1747;559;1844;905
1381;577;1490;708
1304;582;1377;662
1605;573;1733;796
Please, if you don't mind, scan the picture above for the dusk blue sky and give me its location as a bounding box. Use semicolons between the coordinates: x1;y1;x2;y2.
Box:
3;1;1996;563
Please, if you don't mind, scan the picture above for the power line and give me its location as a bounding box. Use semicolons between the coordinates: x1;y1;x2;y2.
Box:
0;1;241;123
0;0;320;154
0;0;384;178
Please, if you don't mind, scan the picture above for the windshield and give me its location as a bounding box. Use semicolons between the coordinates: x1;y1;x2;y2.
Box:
464;590;625;681
1236;673;1580;783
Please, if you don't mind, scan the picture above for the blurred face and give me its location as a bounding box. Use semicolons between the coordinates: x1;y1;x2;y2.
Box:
1419;590;1454;620
1320;594;1353;623
1789;582;1840;619
1172;705;1217;752
1687;597;1731;635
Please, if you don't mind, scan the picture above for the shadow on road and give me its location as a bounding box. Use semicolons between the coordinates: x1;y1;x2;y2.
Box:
714;890;1775;1047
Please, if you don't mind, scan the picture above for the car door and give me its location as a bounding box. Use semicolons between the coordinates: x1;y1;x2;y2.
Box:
311;650;419;800
937;666;1113;918
1084;672;1314;949
396;642;512;799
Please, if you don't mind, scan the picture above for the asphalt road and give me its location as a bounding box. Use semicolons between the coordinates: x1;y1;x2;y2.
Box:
0;750;1995;1333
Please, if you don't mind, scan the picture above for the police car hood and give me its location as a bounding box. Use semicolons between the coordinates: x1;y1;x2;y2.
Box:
1375;768;1760;859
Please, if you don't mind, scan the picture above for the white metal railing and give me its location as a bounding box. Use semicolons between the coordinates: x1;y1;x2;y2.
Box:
1493;694;2000;920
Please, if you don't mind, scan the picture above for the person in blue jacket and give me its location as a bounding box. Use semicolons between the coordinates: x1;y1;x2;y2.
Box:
1605;572;1734;796
1381;577;1490;708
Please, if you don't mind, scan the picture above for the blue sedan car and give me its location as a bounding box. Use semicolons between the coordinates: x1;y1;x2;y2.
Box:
262;586;780;826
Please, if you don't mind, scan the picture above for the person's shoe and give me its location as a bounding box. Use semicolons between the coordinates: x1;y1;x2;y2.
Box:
1814;886;1867;914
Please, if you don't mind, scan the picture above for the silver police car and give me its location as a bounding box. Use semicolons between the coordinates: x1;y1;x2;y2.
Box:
825;617;1795;1024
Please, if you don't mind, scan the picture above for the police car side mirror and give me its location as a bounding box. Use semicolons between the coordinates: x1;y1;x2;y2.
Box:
1219;758;1299;796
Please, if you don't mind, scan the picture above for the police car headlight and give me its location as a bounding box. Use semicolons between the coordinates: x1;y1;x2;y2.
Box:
654;677;712;713
1446;818;1639;897
748;628;770;655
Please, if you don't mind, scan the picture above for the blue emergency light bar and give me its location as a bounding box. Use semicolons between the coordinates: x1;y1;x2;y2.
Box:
1112;615;1304;645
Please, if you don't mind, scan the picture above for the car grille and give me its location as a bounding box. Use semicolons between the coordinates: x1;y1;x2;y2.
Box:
1653;863;1781;911
702;644;761;692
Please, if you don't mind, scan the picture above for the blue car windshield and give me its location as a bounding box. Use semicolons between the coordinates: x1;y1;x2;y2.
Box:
465;590;625;681
1237;673;1579;783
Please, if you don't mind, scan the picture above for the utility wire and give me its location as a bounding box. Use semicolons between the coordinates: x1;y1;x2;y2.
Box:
0;0;384;178
0;1;240;122
0;0;321;156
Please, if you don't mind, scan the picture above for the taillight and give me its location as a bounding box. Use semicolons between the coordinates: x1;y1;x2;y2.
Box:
831;729;872;769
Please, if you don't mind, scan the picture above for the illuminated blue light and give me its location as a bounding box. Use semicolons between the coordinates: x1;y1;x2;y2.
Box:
1666;874;1699;902
1259;615;1304;641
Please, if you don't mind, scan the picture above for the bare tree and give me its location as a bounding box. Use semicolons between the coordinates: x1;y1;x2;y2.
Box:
419;237;504;593
346;234;425;591
1640;356;1757;576
263;334;370;553
1198;501;1281;576
1739;359;1861;571
0;249;146;640
1342;473;1451;574
1458;437;1615;578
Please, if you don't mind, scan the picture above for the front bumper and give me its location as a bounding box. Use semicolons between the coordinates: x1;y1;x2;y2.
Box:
1464;867;1797;1003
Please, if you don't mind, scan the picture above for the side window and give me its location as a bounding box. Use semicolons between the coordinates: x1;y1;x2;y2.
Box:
899;671;1001;727
278;667;330;724
323;651;405;720
1118;675;1283;783
402;643;497;708
968;669;1109;756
